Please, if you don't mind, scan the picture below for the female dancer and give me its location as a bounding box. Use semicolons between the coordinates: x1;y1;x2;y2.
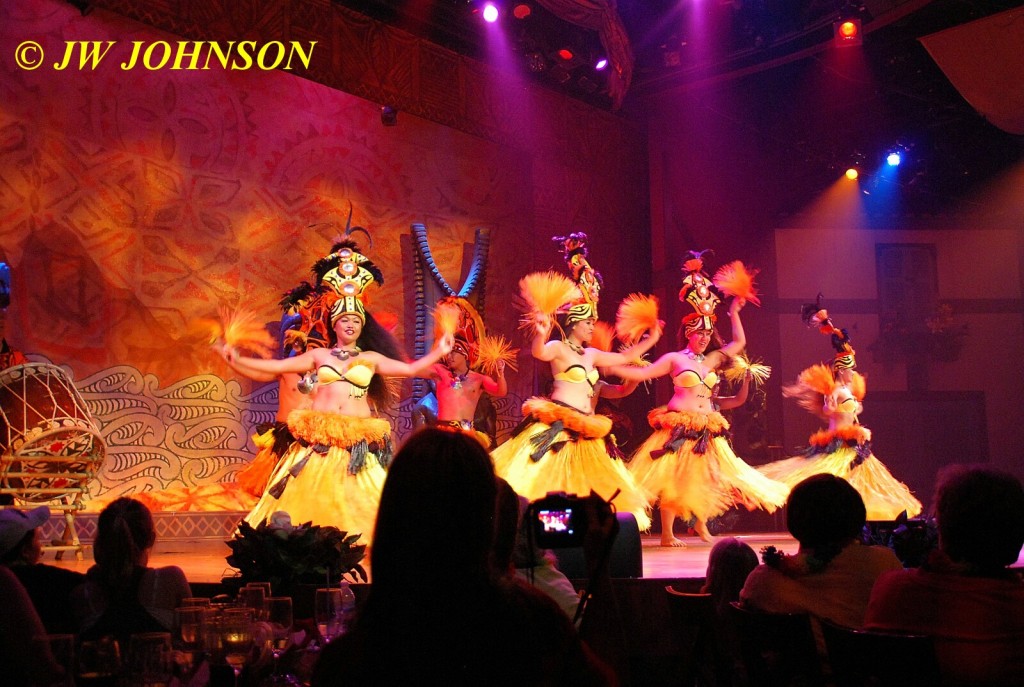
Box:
758;306;921;520
611;254;788;545
221;242;452;543
492;234;659;531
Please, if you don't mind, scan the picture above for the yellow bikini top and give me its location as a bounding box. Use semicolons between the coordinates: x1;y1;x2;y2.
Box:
673;368;718;391
836;397;859;413
317;361;375;397
554;364;600;387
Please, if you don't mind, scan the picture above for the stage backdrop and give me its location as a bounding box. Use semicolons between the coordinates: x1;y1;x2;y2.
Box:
0;0;651;505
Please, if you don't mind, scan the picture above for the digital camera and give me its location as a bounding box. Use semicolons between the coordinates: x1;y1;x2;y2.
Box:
528;492;588;549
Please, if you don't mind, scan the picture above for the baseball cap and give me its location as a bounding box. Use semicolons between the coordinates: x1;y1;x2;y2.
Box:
0;505;50;557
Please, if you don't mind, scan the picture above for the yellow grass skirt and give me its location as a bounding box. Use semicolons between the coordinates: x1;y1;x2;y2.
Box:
492;398;652;531
757;426;922;520
630;409;789;522
243;410;391;544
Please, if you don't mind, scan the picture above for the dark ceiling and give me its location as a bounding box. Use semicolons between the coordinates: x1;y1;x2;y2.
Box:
334;0;1024;214
334;1;1021;107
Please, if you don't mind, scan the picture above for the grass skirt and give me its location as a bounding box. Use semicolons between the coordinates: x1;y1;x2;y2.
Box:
757;426;922;520
236;422;294;497
492;398;652;531
243;410;391;544
629;408;789;522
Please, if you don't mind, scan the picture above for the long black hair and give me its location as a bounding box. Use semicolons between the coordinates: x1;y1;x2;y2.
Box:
352;311;408;410
90;498;156;590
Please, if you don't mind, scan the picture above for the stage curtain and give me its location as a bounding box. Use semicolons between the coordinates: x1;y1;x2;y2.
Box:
534;0;634;110
919;6;1024;135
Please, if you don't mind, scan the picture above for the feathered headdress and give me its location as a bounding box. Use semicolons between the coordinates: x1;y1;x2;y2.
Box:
433;296;486;369
800;294;855;374
678;250;722;337
554;232;602;325
314;239;383;326
279;213;384;351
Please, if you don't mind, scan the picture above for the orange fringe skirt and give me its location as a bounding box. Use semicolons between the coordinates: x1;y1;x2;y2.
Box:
236;422;294;497
758;425;922;520
243;410;392;544
492;398;652;531
629;408;789;522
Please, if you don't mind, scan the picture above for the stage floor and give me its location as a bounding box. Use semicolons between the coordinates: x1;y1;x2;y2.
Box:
48;532;801;583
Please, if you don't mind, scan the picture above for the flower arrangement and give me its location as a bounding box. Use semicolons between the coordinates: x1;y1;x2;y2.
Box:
226;512;367;592
759;545;829;576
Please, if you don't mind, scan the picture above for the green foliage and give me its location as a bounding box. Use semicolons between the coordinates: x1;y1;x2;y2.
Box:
226;518;367;591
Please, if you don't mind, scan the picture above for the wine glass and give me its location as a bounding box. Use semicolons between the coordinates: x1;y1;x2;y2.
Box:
263;597;301;686
238;585;267;621
221;615;253;687
314;588;343;645
175;606;208;649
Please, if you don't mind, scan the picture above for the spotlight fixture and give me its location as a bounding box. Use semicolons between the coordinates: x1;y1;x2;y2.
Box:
380;105;398;126
886;151;902;167
845;168;859;180
557;48;574;61
525;51;547;73
594;58;608;71
482;2;499;23
513;3;531;19
834;17;862;46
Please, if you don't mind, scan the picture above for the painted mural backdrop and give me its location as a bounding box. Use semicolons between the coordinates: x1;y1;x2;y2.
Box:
0;0;649;503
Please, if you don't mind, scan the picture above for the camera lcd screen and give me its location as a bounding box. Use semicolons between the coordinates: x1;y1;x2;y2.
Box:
538;508;575;535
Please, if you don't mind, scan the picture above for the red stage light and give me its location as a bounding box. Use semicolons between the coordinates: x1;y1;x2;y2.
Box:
557;48;574;61
834;19;863;47
513;4;531;19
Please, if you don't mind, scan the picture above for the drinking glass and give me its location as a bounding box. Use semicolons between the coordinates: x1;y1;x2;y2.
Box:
314;588;343;643
77;637;122;687
45;633;76;687
264;597;302;684
127;632;172;687
221;615;253;687
175;606;209;649
238;585;267;620
245;581;272;595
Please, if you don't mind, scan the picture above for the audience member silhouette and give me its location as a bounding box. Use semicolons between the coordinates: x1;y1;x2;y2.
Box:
865;465;1024;686
0;505;84;633
740;474;901;630
311;427;613;686
72;497;191;644
0;565;65;686
699;537;758;687
503;483;582;622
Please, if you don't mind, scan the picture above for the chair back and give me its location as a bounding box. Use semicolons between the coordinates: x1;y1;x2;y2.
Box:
664;588;716;686
821;620;940;687
727;601;824;687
